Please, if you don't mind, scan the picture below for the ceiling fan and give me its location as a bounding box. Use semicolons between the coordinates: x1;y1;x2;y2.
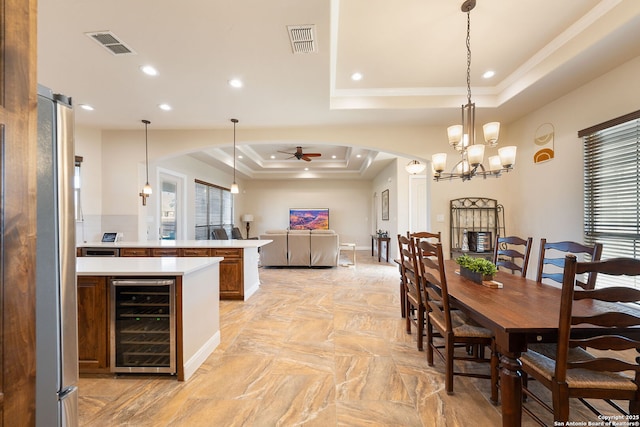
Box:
278;146;322;162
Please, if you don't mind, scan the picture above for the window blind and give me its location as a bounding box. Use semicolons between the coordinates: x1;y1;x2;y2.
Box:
581;110;640;288
194;180;232;240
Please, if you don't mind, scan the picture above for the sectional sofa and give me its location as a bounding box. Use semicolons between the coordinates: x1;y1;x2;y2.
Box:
259;229;339;267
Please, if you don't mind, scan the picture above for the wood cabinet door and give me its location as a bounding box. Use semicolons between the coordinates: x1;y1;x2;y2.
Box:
219;258;244;299
120;248;150;257
77;277;110;372
0;0;38;424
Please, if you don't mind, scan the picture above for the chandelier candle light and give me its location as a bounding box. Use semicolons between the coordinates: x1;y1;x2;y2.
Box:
432;0;516;181
230;118;239;194
139;119;152;206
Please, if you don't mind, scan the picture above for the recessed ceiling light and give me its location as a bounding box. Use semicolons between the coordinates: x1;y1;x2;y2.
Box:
238;155;243;159
351;72;363;81
270;155;276;159
158;103;172;111
356;154;362;158
79;104;94;111
304;167;309;171
483;70;495;79
229;79;243;88
332;155;337;159
140;65;158;76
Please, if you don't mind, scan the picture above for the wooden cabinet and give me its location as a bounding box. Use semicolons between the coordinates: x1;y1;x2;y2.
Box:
77;276;110;373
120;247;150;257
211;248;244;300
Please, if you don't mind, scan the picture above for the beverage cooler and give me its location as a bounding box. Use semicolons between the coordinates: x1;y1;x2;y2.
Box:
110;278;176;374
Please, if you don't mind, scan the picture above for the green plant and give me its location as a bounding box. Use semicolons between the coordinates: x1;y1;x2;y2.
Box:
455;255;497;276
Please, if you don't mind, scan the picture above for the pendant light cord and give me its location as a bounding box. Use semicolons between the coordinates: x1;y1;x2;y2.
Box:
466;9;472;106
142;119;150;183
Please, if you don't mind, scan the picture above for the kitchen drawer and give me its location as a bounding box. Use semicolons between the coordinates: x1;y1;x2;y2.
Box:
181;248;211;257
120;248;150;257
151;248;180;257
211;248;242;259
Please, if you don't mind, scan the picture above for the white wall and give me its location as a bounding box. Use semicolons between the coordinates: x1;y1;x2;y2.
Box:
242;178;372;249
74;127;102;243
507;55;640;279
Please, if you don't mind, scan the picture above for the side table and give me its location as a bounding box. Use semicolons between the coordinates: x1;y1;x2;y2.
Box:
371;235;390;262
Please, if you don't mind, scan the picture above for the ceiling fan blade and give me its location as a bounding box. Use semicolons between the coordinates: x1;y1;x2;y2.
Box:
301;156;312;161
277;150;295;155
304;153;321;157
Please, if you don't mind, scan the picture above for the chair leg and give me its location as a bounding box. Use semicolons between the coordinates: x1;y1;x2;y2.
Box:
405;304;412;334
426;320;434;366
400;281;406;318
416;306;424;351
552;382;570;422
445;334;454;394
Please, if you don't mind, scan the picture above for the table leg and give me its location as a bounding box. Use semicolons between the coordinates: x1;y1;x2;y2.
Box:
371;237;374;256
378;239;382;262
499;352;523;427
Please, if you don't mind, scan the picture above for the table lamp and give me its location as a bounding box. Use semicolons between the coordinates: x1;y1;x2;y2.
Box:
241;214;254;239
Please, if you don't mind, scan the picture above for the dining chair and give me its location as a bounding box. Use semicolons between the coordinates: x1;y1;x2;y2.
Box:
231;227;244;239
416;239;499;403
398;234;425;350
409;231;442;243
492;235;533;277
397;231;442;319
521;255;640;424
212;228;229;240
536;239;603;289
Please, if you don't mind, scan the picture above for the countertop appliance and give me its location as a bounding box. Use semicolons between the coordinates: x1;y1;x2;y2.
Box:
36;84;78;427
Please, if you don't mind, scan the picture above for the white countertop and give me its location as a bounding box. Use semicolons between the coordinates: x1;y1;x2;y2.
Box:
78;239;271;249
77;256;223;276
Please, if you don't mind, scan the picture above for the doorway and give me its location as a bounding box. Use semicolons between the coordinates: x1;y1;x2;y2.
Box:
159;170;186;240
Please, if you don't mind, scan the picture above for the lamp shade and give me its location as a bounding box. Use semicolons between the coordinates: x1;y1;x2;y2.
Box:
467;144;485;166
498;146;517;169
241;214;254;222
483;122;500;146
230;182;239;194
431;153;447;173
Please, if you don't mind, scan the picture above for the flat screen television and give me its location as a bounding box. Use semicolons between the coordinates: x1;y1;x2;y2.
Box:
289;208;329;230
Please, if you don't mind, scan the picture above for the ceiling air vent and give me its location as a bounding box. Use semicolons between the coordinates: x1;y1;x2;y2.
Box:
287;25;317;54
85;31;136;55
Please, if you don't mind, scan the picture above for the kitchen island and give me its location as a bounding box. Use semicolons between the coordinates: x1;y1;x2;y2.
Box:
77;256;223;381
78;239;272;300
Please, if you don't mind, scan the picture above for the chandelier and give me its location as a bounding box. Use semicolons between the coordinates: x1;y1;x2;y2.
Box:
432;0;516;181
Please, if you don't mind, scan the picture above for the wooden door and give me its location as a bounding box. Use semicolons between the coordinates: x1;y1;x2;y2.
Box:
0;0;38;424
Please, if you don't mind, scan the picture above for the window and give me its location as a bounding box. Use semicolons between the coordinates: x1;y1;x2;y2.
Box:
74;156;83;221
194;179;233;240
581;110;640;288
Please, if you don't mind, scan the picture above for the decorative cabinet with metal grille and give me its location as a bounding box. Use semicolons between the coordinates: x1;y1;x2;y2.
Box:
450;197;505;260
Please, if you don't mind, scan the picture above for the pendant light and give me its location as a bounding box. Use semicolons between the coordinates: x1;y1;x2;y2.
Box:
230;118;239;194
139;119;152;206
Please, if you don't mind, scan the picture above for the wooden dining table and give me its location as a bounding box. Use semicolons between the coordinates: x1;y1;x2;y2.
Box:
442;259;640;427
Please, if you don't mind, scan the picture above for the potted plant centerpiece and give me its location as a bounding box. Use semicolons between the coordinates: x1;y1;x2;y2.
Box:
456;254;498;284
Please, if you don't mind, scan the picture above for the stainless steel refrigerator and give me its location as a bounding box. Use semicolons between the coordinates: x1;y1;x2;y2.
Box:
36;84;79;427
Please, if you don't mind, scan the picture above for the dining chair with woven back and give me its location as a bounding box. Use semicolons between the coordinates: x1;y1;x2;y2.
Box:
398;234;425;350
492;235;533;277
416;239;499;403
521;255;640;424
536;239;603;289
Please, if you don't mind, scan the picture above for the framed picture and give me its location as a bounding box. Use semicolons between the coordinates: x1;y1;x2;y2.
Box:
381;189;389;221
289;208;329;230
